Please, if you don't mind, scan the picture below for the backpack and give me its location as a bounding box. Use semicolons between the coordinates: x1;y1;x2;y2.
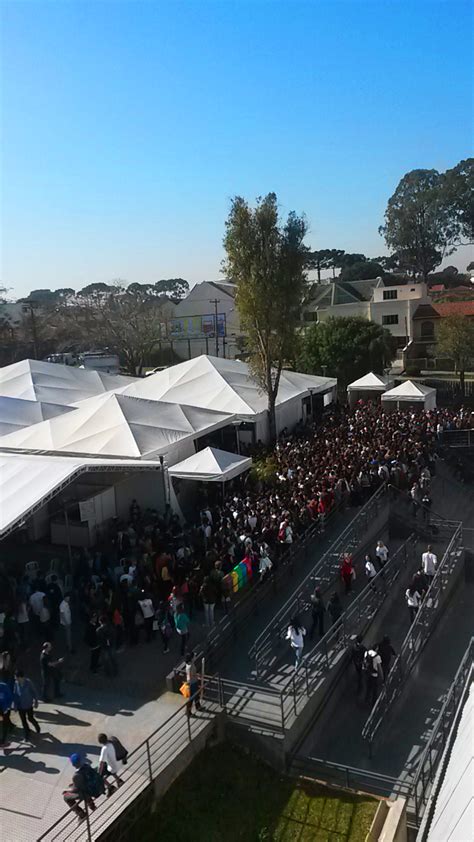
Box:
278;526;286;542
110;735;128;764
363;651;374;673
79;764;105;798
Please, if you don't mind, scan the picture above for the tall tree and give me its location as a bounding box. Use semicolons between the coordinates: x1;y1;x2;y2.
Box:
379;169;457;281
223;193;308;441
306;250;333;282
340;261;386;281
441;158;474;244
298;316;394;389
437;315;474;397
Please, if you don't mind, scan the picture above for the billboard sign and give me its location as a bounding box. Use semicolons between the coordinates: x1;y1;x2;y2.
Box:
171;313;226;338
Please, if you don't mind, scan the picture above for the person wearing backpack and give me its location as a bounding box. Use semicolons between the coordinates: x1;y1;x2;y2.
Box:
98;733;125;791
363;646;383;706
351;636;366;694
63;753;103;821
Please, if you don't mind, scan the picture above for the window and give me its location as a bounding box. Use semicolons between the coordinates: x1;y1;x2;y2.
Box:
383;289;398;300
382;314;399;325
421;320;435;339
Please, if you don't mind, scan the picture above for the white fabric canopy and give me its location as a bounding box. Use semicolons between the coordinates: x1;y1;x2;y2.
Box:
381;380;436;403
117;355;336;417
0;393;233;459
0;451;161;538
347;372;393;391
168;447;252;482
0;395;74;436
0;358;137;405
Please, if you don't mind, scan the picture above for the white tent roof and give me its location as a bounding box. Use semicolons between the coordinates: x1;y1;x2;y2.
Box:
381;380;436;401
0;359;137;405
168;446;252;482
118;355;336;417
347;372;392;391
0;392;233;459
0;395;74;436
0;451;161;538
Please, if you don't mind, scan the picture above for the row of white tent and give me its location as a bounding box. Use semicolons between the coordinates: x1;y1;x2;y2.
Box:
347;372;436;410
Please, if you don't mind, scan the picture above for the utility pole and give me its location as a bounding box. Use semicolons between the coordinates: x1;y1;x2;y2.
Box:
209;298;220;357
29;303;39;359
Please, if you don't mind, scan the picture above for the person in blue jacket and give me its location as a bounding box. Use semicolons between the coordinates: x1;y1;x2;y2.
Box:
13;670;41;740
0;679;13;746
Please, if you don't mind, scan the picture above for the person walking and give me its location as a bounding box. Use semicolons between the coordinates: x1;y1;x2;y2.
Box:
13;670;41;739
84;615;101;673
0;679;13;746
184;651;201;718
286;617;306;671
309;588;325;639
405;585;422;624
59;595;73;653
175;603;191;656
351;635;366;694
98;733;125;794
421;545;437;587
40;642;64;701
377;635;396;681
137;591;155;642
63;753;102;822
364;554;378;591
328;592;342;626
200;576;218;628
340;553;354;594
375;540;389;570
96;616;117;677
363;646;383;706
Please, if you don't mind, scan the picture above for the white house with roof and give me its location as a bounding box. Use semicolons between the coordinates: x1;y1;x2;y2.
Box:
172;281;243;359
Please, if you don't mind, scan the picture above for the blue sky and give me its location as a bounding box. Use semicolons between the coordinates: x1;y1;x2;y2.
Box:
2;0;473;297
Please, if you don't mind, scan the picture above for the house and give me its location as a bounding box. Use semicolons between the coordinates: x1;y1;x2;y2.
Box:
302;279;429;346
409;300;474;367
171;281;244;359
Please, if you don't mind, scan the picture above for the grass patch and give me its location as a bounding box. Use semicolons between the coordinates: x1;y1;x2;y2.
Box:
135;742;377;841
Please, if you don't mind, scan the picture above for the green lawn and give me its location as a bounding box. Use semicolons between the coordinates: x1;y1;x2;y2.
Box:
135;742;378;842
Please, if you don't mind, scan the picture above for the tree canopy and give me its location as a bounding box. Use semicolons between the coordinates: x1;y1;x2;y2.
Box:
223;192;308;441
340;261;386;282
437;315;474;396
298;316;394;389
441;158;474;244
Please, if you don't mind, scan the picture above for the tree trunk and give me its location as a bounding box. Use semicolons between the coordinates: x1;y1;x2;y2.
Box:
317;264;321;282
268;392;277;444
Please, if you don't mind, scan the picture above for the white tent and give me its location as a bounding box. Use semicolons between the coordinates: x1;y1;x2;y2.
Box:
0;451;162;538
168;447;252;482
0;392;233;460
0;395;74;436
347;372;394;407
0;358;137;405
381;380;437;410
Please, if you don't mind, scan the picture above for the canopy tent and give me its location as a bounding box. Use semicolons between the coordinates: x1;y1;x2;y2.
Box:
168;446;252;482
0;392;233;460
0;358;137;405
0;451;161;538
0;395;74;436
381;380;437;411
346;372;394;408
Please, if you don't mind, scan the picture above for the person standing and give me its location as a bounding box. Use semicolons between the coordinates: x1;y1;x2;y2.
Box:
328;592;342;627
175;603;191;656
375;540;389;570
405;586;421;624
0;679;13;746
340;553;354;595
421;546;437;587
137;592;155;642
185;651;201;718
377;635;396;681
59;595;73;653
363;646;383;706
364;554;378;591
309;588;325;639
98;733;124;794
200;576;217;628
351;635;366;694
96;616;117;677
286;617;306;671
29;586;46;636
84;615;101;673
46;575;62;628
40;642;64;701
13;670;41;739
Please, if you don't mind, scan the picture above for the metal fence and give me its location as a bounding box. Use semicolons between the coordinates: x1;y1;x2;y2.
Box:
441;428;474;448
250;485;388;674
361;521;464;752
37;687;215;842
291;754;411;799
410;637;474;830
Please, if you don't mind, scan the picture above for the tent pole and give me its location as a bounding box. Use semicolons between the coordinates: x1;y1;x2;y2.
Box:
64;506;73;573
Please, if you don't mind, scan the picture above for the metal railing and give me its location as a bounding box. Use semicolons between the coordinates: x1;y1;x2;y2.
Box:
37;686;217;842
362;521;464;751
291;754;411;799
441;428;474;448
411;637;474;830
250;485;388;673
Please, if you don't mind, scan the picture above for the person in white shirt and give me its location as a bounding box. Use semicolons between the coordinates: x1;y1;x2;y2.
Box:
421;545;437;582
258;551;273;583
59;596;73;652
286;617;306;670
375;540;389;569
98;733;125;793
29;589;45;618
364;554;378;590
406;586;421;623
363;647;383;706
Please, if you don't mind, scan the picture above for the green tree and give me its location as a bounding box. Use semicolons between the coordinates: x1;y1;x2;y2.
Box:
442;158;474;244
78;282;117;298
298;316;394;389
154;278;189;299
306;249;345;281
340;261;386;281
223;192;308;441
380;169;457;281
437;315;474;396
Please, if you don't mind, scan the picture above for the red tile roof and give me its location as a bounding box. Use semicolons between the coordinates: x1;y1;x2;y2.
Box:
433;301;474;317
430;284;445;292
